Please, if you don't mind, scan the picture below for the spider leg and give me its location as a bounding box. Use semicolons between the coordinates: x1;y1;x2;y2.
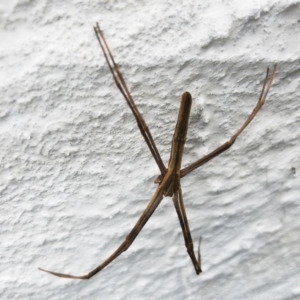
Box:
94;23;167;175
197;236;202;268
172;187;202;274
180;65;276;177
39;186;165;279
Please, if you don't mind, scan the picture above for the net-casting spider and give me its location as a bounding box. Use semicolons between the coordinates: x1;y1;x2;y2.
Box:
39;23;276;279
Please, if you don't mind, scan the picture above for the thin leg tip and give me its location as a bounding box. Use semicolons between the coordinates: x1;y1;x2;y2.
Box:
38;267;53;274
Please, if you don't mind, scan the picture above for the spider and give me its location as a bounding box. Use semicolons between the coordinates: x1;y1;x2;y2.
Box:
39;23;276;279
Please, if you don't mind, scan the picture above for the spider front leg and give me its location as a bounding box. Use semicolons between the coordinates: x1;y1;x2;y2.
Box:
39;187;165;279
172;187;202;274
180;65;276;177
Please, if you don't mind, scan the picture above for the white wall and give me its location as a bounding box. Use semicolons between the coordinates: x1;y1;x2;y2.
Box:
1;1;300;299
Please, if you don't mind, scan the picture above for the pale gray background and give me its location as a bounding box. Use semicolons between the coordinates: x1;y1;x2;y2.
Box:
1;0;300;299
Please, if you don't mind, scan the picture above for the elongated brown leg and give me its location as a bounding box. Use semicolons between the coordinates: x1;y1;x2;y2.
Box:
39;187;165;279
197;236;202;269
180;65;276;178
94;23;167;175
172;188;201;274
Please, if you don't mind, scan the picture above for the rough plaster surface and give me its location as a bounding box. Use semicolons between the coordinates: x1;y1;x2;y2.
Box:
1;1;300;299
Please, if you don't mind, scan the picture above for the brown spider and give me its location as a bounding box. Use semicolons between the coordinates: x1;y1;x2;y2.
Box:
39;23;276;279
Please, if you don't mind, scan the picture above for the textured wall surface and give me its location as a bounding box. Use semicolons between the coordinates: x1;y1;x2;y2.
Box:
1;1;300;299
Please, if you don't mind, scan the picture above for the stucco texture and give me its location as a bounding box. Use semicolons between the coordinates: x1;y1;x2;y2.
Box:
1;1;300;299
